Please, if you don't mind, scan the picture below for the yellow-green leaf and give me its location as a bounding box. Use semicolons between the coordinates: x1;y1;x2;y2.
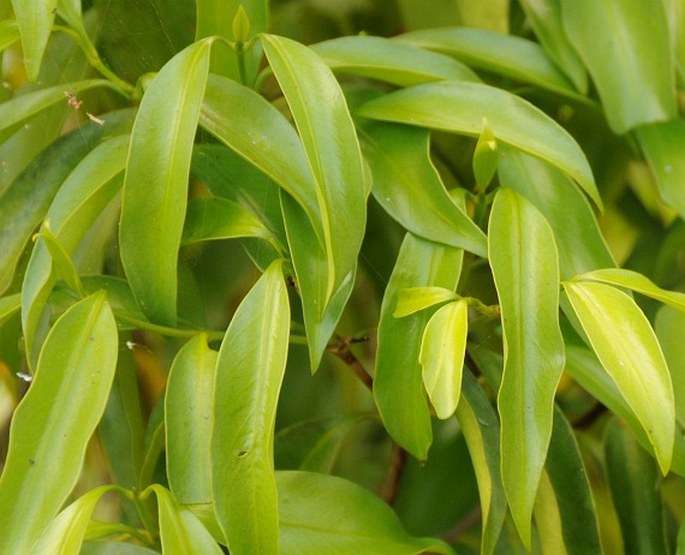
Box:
394;286;458;318
11;0;58;80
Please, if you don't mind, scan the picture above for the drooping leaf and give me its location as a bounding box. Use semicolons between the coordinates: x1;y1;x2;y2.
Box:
604;418;669;554
0;292;118;553
456;370;507;555
262;34;366;305
211;260;289;554
488;187;565;547
419;299;467;420
166;334;217;505
374;233;463;460
358;120;487;256
120;39;211;326
11;0;59;80
563;280;675;474
497;147;613;279
357;81;602;210
394;286;458;318
533;407;602;555
560;0;676;133
655;306;685;427
394;27;584;101
277;471;455;555
33;223;83;296
311;35;479;86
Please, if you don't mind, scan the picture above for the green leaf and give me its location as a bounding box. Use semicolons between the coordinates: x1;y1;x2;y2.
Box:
394;286;458;318
0;19;19;52
560;0;676;133
518;0;588;93
21;133;130;367
0;110;134;296
655;306;685;427
358;121;487;256
148;485;223;555
0;292;118;553
456;371;507;555
533;408;602;555
473;119;498;192
211;259;290;554
33;223;83;296
636;118;685;221
497;147;614;279
488;187;565;547
277;470;455;555
604;418;669;555
0;293;21;327
394;27;584;101
419;300;467;420
11;0;58;80
262;34;366;305
120;39;211;326
80;542;159;555
563;280;675;474
29;485;115;555
358;81;602;211
311;35;479;86
374;233;463;460
166;334;217;505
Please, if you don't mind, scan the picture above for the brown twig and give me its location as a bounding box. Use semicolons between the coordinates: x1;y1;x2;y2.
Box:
326;334;373;391
381;442;408;505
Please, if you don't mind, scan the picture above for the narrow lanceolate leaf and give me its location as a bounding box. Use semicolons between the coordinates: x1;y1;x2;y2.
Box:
358;121;487;256
561;0;676;133
419;300;467;420
533;408;602;555
120;39;211;326
564;280;675;474
394;28;583;100
357;81;602;210
29;485;116;555
374;233;463;460
394;286;458;318
166;334;217;505
211;260;290;554
456;371;507;555
604;418;669;555
22;134;130;368
473;120;498;192
311;35;479;86
150;485;223;555
488;188;565;547
497;147;613;280
11;0;58;80
636;119;685;221
0;292;118;554
262;34;366;306
277;471;455;555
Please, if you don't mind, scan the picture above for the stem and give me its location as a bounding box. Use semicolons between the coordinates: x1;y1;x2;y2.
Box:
235;41;247;86
381;443;407;505
327;335;373;391
115;313;225;342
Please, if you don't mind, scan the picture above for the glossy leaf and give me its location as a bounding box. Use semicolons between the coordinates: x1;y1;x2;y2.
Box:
563;280;675;474
311;35;479;86
636;118;685;221
11;0;58;80
394;286;458;318
497;147;613;279
560;0;676;133
120;39;211;326
358;120;487;256
473;120;498;192
33;223;83;296
166;334;217;505
211;260;289;554
456;370;507;555
277;471;454;555
534;408;602;555
655;306;685;427
22;133;130;367
29;485;115;555
281;192;355;372
374;233;463;460
262;34;366;305
0;292;117;553
149;485;223;555
419;300;467;420
394;28;583;100
604;418;669;555
488;187;565;546
0;110;134;296
358;81;602;210
518;0;588;93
